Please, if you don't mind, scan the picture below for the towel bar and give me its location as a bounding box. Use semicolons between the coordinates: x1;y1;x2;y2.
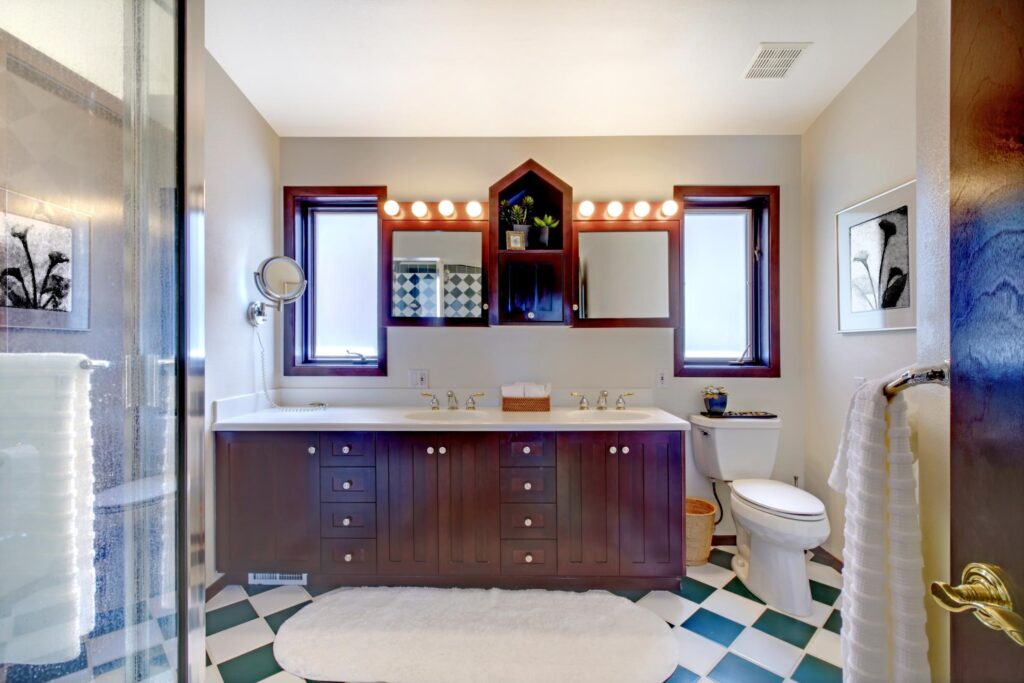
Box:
882;360;950;398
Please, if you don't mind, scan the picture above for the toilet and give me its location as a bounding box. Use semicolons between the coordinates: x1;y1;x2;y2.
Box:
689;414;829;617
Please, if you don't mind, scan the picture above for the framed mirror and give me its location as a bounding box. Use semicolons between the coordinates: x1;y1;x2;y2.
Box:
572;222;679;327
382;220;489;326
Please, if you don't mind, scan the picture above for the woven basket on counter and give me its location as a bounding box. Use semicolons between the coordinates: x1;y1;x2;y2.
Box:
501;396;551;412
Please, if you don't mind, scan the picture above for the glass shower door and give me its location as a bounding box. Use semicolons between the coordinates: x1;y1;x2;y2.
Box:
1;0;185;680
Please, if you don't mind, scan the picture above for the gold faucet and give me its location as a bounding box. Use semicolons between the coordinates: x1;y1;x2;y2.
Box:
421;392;440;411
616;392;635;410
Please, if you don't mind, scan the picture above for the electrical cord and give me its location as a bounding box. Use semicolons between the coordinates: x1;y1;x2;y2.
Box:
254;327;327;412
711;481;725;525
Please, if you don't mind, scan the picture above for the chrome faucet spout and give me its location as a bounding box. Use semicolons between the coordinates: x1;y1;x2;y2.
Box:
446;390;459;410
596;390;609;410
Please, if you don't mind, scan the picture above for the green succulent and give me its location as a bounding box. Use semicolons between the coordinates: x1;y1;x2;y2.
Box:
533;214;560;230
500;196;535;226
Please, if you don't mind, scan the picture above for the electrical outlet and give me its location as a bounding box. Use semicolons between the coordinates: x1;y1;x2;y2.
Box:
656;370;669;388
408;369;429;388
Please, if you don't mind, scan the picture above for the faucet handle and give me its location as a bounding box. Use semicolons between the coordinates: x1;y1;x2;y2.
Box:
466;392;485;410
615;392;635;410
421;391;440;411
570;392;590;410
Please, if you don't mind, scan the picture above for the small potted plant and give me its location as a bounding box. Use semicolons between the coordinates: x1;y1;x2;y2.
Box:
702;386;728;415
531;214;560;249
499;196;535;232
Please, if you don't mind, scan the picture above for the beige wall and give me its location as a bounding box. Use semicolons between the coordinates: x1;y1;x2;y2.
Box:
279;135;805;534
204;53;280;583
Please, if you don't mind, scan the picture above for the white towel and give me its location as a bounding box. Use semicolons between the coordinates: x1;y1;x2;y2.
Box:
829;377;930;682
500;382;551;399
0;353;96;665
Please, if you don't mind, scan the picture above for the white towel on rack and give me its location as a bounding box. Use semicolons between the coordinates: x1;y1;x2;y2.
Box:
828;378;930;683
0;353;96;665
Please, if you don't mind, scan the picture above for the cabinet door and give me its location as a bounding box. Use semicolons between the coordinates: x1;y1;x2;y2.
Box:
437;434;500;575
376;433;439;575
556;432;619;575
215;432;320;574
499;253;563;323
618;432;683;577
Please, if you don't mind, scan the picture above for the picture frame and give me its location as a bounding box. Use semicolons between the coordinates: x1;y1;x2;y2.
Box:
505;230;527;251
835;180;916;333
1;188;91;331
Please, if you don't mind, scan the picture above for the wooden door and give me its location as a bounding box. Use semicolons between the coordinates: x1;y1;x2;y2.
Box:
437;433;500;575
618;432;683;577
499;252;563;323
376;433;439;575
215;432;320;574
949;1;1024;678
556;432;619;575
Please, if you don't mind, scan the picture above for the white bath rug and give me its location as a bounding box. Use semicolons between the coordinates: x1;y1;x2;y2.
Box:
273;586;677;683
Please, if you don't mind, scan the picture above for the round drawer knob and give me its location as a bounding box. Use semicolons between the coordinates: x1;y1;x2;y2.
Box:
609;446;618;454
427;446;435;455
307;446;316;454
439;446;447;455
522;446;531;455
525;553;534;564
524;517;533;527
343;553;353;563
523;481;533;491
342;445;351;454
622;446;630;455
572;304;579;311
527;311;535;319
342;517;352;527
342;480;353;490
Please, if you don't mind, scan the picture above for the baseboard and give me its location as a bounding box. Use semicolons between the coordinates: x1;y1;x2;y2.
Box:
206;573;233;600
712;534;737;546
810;546;843;572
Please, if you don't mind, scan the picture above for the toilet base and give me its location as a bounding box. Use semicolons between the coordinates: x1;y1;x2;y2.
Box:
731;537;814;617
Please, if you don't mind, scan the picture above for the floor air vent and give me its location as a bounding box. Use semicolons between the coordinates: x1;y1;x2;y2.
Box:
248;572;308;586
744;43;811;80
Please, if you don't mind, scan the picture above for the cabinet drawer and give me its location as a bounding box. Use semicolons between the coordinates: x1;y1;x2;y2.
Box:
320;433;375;467
501;540;557;575
322;539;376;574
501;503;556;539
499;433;555;467
321;503;376;538
321;467;376;503
500;467;556;503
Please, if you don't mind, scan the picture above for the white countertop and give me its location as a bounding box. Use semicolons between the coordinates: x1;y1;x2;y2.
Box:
212;406;690;432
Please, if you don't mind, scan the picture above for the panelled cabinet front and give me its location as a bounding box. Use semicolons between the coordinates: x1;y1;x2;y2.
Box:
216;429;683;587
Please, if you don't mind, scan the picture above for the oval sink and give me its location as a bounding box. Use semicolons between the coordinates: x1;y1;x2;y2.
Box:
563;410;651;422
404;410;490;422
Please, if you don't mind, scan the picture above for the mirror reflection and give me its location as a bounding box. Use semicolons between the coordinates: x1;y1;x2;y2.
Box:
578;231;670;319
255;255;306;302
392;231;483;318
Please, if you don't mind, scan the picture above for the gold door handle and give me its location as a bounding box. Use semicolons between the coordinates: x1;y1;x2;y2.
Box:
931;563;1024;646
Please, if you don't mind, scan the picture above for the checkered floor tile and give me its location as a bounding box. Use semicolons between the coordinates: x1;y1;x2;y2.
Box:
199;547;843;683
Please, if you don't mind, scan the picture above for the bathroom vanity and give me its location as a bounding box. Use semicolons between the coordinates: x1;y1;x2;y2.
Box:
213;407;689;590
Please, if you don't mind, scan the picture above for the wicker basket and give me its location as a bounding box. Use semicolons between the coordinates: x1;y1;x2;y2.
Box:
685;497;718;566
501;396;551;412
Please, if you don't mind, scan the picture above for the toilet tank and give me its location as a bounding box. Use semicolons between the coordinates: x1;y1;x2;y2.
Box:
689;414;782;481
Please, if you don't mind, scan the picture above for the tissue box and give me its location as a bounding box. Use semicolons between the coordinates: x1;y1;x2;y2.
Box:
501;396;551;412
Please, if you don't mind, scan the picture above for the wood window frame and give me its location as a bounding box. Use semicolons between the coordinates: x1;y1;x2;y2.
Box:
284;186;388;376
674;185;780;378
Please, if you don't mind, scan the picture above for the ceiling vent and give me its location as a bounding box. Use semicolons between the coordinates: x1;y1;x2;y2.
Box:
744;43;811;80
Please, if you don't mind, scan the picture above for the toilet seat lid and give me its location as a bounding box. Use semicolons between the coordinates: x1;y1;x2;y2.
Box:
731;479;826;519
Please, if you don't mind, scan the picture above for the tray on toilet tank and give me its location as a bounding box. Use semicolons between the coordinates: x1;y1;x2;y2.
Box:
699;411;778;419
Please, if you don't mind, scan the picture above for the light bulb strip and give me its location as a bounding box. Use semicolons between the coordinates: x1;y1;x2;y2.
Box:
572;200;681;220
381;201;489;221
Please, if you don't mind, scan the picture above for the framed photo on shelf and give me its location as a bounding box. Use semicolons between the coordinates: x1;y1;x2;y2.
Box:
505;230;527;251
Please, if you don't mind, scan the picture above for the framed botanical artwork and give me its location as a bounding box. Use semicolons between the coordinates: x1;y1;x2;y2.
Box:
835;180;916;333
1;189;91;330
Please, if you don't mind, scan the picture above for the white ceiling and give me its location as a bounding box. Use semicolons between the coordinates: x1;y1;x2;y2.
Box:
207;0;915;138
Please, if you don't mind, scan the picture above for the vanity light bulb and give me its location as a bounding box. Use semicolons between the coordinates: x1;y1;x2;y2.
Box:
661;199;679;217
466;200;483;218
607;201;624;218
578;200;595;218
411;201;428;218
438;199;455;217
633;201;651;218
383;200;400;217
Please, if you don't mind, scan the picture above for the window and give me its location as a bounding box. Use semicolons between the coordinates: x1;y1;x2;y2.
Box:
675;186;780;377
284;187;387;375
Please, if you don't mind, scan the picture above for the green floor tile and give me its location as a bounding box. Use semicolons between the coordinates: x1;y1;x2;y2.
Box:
722;576;765;604
157;613;177;641
609;589;648;603
682;608;745;647
665;665;701;683
304;585;336;597
216;644;282;683
678;576;716;603
708;653;783;683
791;654;843;683
242;584;278;596
206;599;259;636
708;548;735;570
809;580;841;606
264;601;312;633
752;609;817;648
823;608;842;634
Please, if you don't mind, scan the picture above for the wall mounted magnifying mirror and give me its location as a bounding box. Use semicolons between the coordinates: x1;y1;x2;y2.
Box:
572;222;679;327
248;255;307;326
382;220;489;326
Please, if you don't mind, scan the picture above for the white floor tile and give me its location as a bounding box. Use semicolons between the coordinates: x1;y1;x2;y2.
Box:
248;586;312;617
686;562;735;588
791;599;833;628
716;546;738;555
205;618;275;665
50;670;92;683
729;627;804;678
86;619;165;667
806;561;843;589
636;591;698;627
206;585;249;612
206;664;225;683
699;589;766;626
672;625;728;676
161;637;177;666
805;628;842;667
260;672;304;682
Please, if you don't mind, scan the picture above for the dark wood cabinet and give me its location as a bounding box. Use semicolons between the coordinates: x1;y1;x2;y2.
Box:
437;434;501;575
618;432;683;577
376;433;440;575
498;253;563;323
215;432;321;574
556;432;620;576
